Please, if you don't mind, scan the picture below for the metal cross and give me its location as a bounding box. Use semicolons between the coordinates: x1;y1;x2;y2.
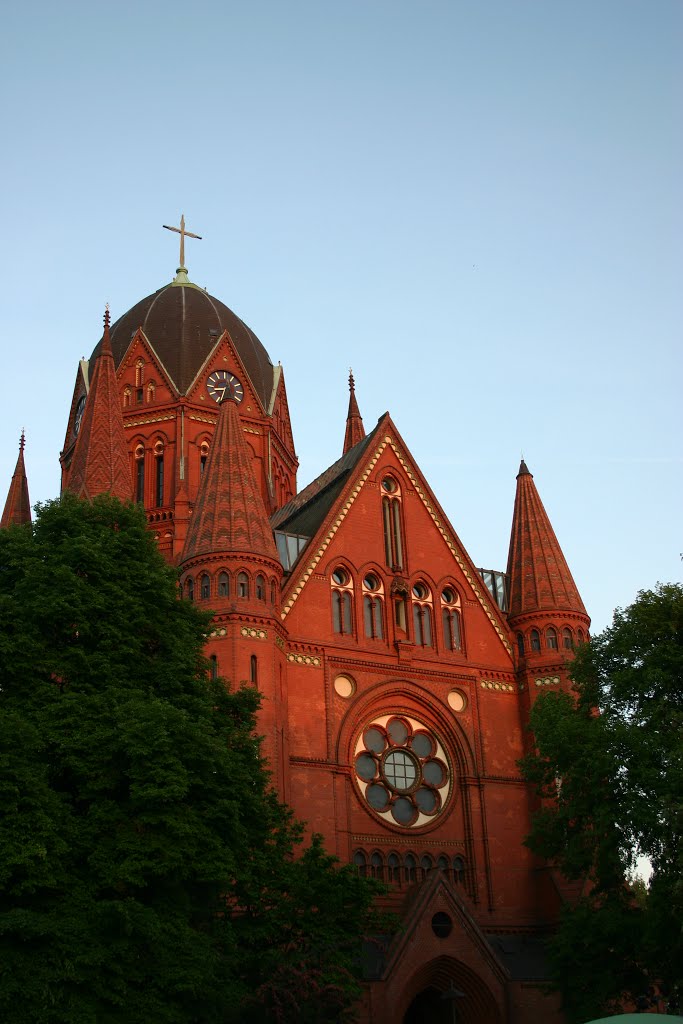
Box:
163;214;202;269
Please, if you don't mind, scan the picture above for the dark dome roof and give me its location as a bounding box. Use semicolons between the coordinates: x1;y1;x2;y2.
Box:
92;281;274;407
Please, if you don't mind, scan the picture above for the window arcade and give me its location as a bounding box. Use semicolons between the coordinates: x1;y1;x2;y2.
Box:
441;586;462;651
331;565;354;636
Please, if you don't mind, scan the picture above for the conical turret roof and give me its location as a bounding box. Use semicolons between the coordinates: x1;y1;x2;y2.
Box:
1;433;31;527
343;370;365;455
181;396;278;564
506;460;587;619
66;310;132;502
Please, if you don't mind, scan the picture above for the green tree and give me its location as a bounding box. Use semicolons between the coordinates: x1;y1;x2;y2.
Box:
0;494;383;1024
521;584;683;1022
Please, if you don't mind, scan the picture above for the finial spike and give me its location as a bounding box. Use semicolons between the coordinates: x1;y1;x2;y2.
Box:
349;368;355;392
19;430;25;452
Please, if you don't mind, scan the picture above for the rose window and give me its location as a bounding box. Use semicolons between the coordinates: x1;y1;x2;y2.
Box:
354;715;451;828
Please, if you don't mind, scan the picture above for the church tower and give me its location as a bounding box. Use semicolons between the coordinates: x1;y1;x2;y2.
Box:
178;391;288;797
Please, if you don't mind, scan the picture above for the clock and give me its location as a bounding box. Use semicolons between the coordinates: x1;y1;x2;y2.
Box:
206;370;244;405
74;395;86;436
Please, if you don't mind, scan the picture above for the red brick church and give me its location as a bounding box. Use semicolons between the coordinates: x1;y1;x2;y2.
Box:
2;224;590;1024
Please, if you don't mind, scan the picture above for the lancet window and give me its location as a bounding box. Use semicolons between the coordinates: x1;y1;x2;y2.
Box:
412;581;433;647
441;586;462;651
331;566;354;635
362;572;384;639
381;476;404;571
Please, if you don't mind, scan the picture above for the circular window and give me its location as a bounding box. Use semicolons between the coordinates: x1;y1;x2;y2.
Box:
442;587;456;604
381;477;397;493
332;567;349;586
431;912;453;938
334;674;356;698
447;689;467;713
412;582;429;600
354;715;452;829
382;749;419;792
364;573;380;591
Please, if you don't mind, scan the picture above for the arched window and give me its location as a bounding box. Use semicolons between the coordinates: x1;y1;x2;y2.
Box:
353;851;367;877
412;582;433;647
562;627;573;649
237;572;249;598
123;385;132;409
250;655;258;686
255;574;265;600
452;856;465;885
546;627;558;650
210;654;218;681
200;574;210;600
577;628;585;644
186;577;194;602
381;477;404;570
362;573;384;640
135;443;145;504
135;358;145;388
200;440;210;475
394;593;408;634
218;572;229;597
517;632;525;656
420;855;433;878
270;579;277;604
404;854;417;884
154;441;164;507
437;855;449;875
331;566;353;635
370;852;383;880
530;628;541;652
387;854;400;883
441;586;462;651
146;381;155;403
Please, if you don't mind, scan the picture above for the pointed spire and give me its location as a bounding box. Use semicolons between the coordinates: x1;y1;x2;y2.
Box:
1;431;31;527
181;395;278;564
343;369;366;455
66;307;132;502
506;460;587;619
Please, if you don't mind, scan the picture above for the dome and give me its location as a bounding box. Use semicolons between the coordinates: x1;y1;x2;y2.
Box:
92;280;274;408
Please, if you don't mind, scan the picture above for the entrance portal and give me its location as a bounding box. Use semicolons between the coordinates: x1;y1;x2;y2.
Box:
404;986;453;1024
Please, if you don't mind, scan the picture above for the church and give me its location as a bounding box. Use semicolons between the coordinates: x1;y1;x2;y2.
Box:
2;220;590;1024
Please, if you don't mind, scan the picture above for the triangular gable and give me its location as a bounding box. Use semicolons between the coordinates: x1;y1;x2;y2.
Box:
62;360;90;456
117;329;179;399
382;869;510;988
279;414;512;655
185;331;266;416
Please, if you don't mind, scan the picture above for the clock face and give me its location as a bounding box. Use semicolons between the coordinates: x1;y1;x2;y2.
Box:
74;395;86;436
206;370;244;405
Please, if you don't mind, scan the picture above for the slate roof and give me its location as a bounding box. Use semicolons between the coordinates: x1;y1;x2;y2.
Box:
92;282;274;407
271;416;385;538
486;933;551;981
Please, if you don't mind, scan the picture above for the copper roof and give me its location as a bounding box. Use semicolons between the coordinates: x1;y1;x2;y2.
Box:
93;282;274;405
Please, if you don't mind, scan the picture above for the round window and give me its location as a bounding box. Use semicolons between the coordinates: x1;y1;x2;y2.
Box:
364;573;380;591
381;477;397;493
412;582;429;600
442;587;456;604
334;674;356;698
332;567;349;586
354;715;451;829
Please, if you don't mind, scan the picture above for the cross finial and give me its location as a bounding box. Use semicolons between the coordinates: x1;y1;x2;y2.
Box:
163;214;202;272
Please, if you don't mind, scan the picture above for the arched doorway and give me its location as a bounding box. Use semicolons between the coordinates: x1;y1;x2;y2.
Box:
400;956;503;1024
404;985;452;1024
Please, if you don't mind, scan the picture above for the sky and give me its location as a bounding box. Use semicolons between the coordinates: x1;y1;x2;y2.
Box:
1;0;680;633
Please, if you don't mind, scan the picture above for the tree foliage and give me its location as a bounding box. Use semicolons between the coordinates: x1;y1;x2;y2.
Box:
0;494;384;1024
521;583;683;1022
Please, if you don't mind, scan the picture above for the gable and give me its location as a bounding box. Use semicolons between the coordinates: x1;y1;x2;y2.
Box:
280;418;512;657
61;359;90;457
117;330;178;403
185;331;265;416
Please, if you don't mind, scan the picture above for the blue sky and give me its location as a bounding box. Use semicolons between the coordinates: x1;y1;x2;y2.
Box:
1;0;681;632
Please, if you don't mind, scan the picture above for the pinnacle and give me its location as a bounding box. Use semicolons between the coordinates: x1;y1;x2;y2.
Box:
343;367;366;455
1;431;31;527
